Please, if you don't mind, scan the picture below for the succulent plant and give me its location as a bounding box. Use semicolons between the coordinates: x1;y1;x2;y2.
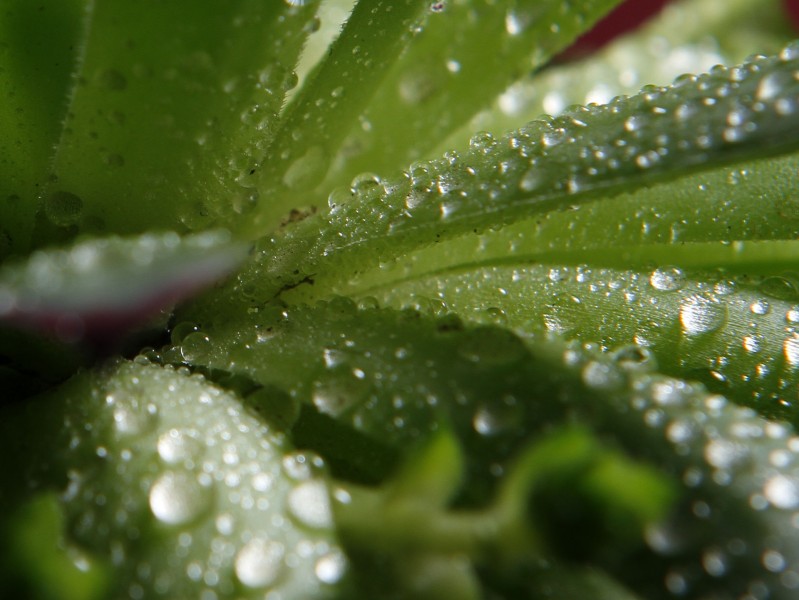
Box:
2;0;799;598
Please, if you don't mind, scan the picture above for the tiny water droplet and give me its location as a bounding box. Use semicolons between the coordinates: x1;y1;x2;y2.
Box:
582;361;623;390
282;145;328;191
624;115;645;132
157;428;202;464
702;547;729;577
107;391;157;436
472;395;521;436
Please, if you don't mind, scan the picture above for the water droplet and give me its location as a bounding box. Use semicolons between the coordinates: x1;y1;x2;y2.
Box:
667;420;695;444
315;550;347;585
702;547;729;577
780;41;799;61
649;267;685;292
582;361;623;390
505;8;534;35
282;451;323;481
750;299;771;315
611;345;654;372
234;537;285;588
519;166;542;192
743;335;761;354
180;331;212;363
350;172;384;202
762;549;787;573
149;470;211;525
760;276;799;301
679;294;726;335
44;191;83;227
157;428;202;464
624;115;645;132
282;145;328;191
107;391;156;436
785;334;799;368
288;480;332;529
756;72;783;102
764;475;799;509
472;395;521;436
311;366;369;417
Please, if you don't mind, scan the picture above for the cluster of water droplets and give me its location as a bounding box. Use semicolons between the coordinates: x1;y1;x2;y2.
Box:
260;40;799;298
31;361;347;598
555;338;799;598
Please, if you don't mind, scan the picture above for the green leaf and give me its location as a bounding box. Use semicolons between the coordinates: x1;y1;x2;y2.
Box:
213;44;799;309
169;299;799;598
0;361;350;598
358;252;799;422
318;0;623;193
445;0;793;151
0;230;248;345
0;0;88;257
248;0;431;231
33;1;318;245
0;493;110;600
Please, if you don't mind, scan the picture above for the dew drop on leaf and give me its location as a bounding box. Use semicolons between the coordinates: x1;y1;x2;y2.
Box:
44;191;83;227
234;537;285;588
649;267;685;292
783;333;799;368
287;480;333;529
764;474;799;509
180;331;212;362
282;145;328;191
679;294;727;336
314;550;347;585
157;428;203;465
148;470;212;525
107;390;158;436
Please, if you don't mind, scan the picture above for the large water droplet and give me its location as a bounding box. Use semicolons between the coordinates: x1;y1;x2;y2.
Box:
764;475;799;509
649;267;685;292
44;191;83;227
180;331;212;363
234;537;285;588
287;480;332;529
679;294;726;336
315;550;347;585
149;470;211;525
